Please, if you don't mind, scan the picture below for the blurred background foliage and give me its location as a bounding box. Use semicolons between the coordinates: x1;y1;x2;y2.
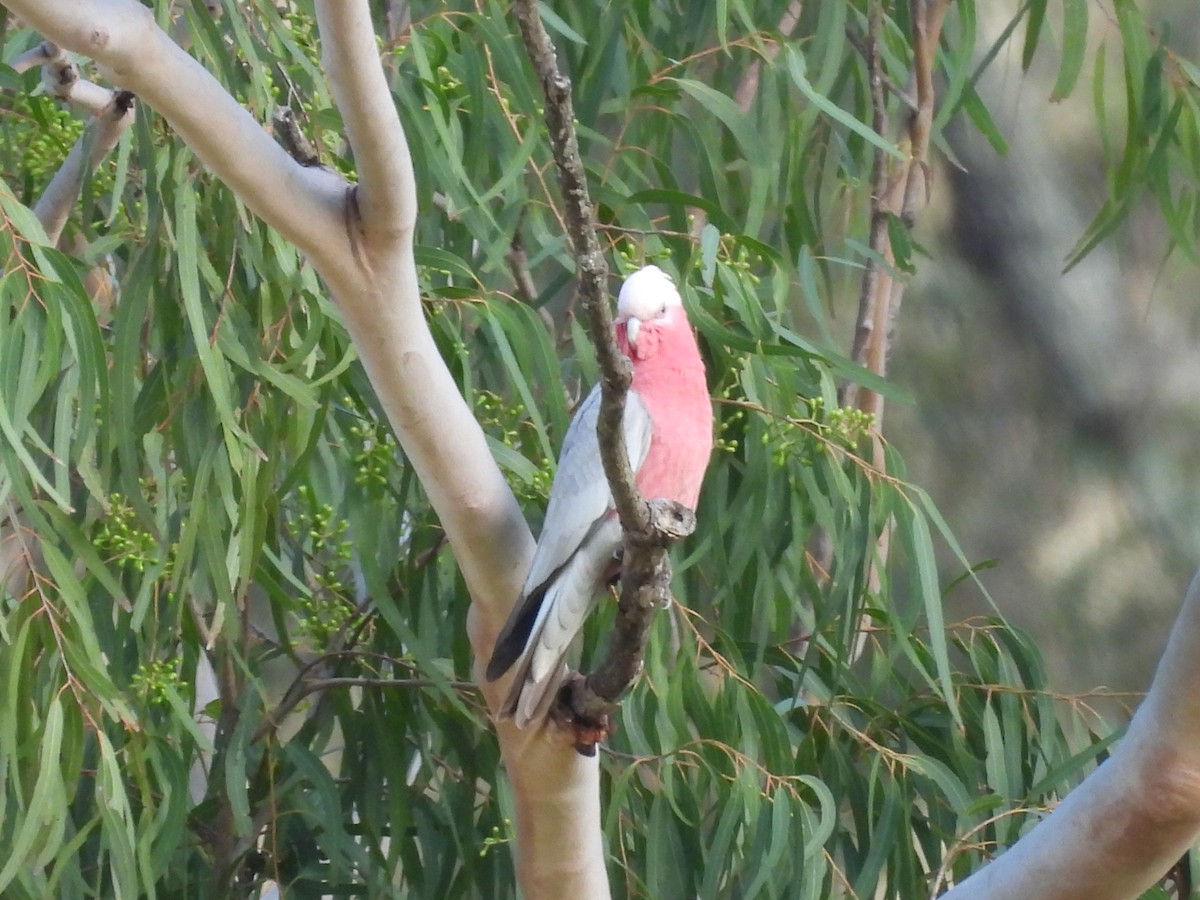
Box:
895;2;1200;701
0;0;1198;897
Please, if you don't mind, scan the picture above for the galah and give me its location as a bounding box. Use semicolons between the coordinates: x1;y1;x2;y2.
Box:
486;265;713;727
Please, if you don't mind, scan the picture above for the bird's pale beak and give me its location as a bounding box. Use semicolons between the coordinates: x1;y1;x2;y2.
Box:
625;317;641;346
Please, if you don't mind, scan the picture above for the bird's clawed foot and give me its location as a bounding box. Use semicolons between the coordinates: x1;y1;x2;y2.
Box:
553;672;616;756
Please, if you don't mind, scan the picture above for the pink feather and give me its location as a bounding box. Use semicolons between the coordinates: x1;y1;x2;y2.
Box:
617;303;711;511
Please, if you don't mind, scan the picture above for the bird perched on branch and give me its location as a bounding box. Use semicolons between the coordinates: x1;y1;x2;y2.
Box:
486;265;713;727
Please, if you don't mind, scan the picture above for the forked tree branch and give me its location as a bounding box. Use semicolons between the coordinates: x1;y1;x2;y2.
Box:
308;0;531;622
315;1;415;240
23;37;135;251
39;51;114;115
11;40;61;74
33;89;135;246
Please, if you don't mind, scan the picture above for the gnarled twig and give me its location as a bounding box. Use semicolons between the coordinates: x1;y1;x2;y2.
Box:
512;0;692;751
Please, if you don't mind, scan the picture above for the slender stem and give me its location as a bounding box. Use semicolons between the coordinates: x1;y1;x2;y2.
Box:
511;0;646;536
513;0;699;751
843;1;890;412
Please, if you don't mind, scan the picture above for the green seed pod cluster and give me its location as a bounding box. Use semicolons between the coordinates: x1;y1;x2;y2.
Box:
474;389;551;503
349;417;397;489
93;493;159;572
290;486;357;647
131;658;183;706
478;820;513;858
714;361;750;455
8;94;84;186
297;575;356;646
292;490;352;558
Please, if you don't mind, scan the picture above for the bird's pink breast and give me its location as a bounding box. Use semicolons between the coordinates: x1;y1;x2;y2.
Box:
619;309;713;509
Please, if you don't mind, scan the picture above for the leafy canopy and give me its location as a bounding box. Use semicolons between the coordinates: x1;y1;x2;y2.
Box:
1;0;1196;897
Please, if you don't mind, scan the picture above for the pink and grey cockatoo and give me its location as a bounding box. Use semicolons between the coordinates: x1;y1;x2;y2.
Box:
486;265;713;727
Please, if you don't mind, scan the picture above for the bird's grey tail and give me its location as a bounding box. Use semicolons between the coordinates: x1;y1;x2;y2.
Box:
485;583;549;682
489;579;569;726
488;521;618;725
499;652;566;728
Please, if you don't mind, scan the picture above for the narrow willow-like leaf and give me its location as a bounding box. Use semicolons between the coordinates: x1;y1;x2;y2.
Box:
0;697;65;892
1050;0;1089;101
783;46;905;162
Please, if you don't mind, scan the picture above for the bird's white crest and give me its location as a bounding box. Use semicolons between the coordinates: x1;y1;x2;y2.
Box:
617;265;682;320
617;265;682;346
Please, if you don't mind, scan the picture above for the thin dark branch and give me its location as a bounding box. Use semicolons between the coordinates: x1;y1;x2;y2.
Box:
252;640;361;745
506;226;539;306
302;676;477;694
841;0;949;417
842;2;891;411
512;0;696;752
507;226;557;332
844;25;918;114
511;0;645;535
252;644;463;745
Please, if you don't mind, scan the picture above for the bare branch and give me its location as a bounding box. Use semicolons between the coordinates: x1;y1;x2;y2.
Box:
511;0;644;534
33;89;135;246
835;0;952;665
842;1;891;414
514;0;699;753
734;0;804;113
506;228;537;303
7;0;349;275
315;0;416;238
842;0;949;422
10;40;60;74
845;26;919;113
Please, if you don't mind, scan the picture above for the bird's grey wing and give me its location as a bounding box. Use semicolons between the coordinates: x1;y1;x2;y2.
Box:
521;385;652;597
485;386;652;684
